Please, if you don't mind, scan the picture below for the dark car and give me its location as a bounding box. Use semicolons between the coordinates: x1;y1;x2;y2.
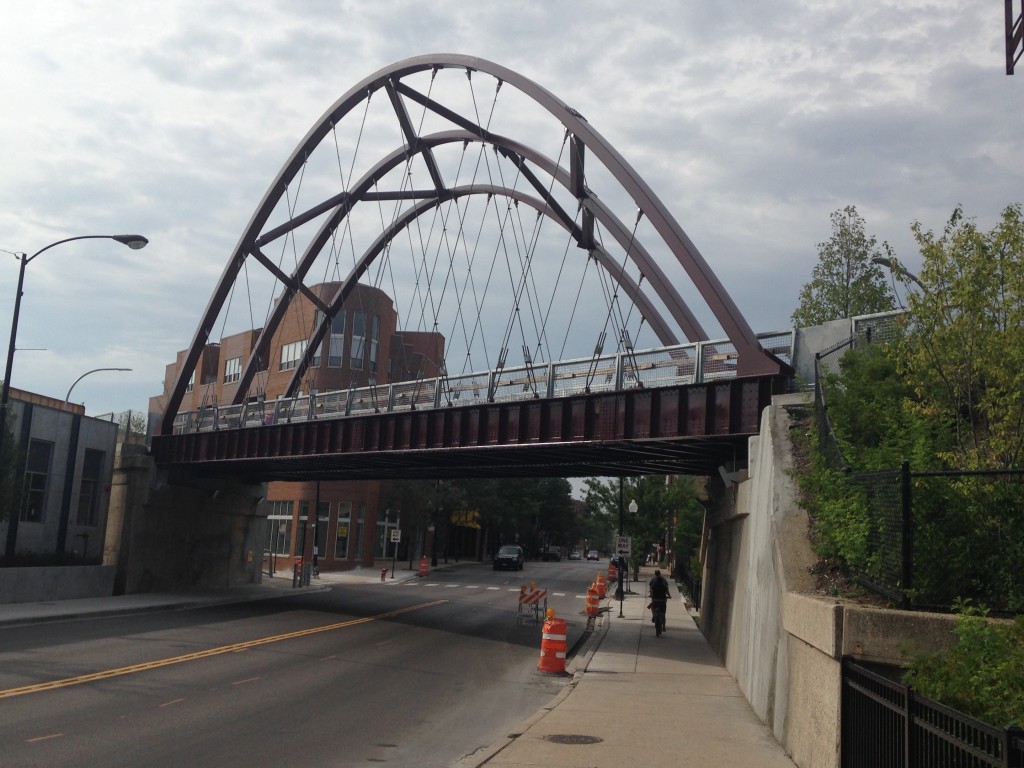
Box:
493;544;525;570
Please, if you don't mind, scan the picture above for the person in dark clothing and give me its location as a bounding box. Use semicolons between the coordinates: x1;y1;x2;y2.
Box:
648;569;671;635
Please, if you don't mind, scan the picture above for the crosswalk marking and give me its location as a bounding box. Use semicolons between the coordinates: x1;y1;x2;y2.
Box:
388;580;585;599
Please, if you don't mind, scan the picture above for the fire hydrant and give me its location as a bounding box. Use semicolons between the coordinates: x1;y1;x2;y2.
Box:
380;567;388;582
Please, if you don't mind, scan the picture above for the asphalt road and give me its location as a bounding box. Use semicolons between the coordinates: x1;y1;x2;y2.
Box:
0;559;603;768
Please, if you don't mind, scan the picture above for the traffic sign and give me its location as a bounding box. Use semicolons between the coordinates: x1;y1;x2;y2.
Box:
390;529;401;543
616;536;631;556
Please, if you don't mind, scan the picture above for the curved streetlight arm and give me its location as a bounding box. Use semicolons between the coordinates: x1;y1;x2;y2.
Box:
65;367;133;404
872;256;926;292
23;234;148;265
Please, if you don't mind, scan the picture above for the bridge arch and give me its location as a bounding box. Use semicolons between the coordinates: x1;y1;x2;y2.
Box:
161;54;780;435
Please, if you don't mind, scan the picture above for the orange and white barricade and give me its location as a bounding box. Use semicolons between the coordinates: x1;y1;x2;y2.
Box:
518;582;548;625
584;584;601;617
608;560;618;582
538;610;567;674
595;572;607;598
418;556;429;577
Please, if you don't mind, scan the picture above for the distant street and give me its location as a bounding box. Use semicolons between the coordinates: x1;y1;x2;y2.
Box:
0;560;606;768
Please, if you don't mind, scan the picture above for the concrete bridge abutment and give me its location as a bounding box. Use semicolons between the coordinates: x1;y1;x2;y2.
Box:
105;445;267;594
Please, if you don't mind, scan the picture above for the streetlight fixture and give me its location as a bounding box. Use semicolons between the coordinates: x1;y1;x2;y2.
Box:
872;255;925;292
64;367;133;407
1;234;148;562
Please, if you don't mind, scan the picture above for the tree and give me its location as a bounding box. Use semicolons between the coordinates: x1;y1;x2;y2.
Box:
582;475;704;580
792;205;897;326
900;204;1024;469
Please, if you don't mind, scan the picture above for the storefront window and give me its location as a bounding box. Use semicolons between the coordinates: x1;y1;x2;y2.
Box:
265;500;294;556
335;502;352;559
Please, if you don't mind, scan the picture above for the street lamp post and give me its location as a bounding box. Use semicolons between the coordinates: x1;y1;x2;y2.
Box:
1;234;148;563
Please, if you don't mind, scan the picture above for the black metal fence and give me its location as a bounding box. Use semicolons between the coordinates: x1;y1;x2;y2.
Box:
813;318;1024;612
842;656;1024;767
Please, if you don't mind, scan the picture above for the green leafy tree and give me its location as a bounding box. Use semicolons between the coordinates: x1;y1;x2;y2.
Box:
792;205;897;326
900;204;1024;469
582;475;704;581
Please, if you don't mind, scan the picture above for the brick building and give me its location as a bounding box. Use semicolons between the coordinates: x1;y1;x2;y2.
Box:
149;283;444;572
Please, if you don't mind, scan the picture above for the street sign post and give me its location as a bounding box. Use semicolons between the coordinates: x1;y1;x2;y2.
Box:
616;536;632;557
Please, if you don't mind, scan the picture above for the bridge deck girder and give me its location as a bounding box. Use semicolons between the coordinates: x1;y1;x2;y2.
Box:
151;376;786;481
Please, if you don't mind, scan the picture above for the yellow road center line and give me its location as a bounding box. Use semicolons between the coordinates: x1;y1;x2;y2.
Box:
26;733;63;743
0;599;446;700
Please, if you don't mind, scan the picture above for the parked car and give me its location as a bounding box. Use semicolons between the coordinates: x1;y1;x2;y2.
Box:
568;549;582;560
493;544;525;570
586;550;599;561
540;546;562;562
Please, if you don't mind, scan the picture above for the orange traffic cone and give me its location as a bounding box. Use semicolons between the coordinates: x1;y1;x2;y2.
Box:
585;584;600;617
595;572;607;598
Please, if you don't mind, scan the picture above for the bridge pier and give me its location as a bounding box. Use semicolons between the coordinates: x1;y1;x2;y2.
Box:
105;445;267;594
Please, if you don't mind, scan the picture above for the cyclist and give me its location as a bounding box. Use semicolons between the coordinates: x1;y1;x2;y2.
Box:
648;569;671;636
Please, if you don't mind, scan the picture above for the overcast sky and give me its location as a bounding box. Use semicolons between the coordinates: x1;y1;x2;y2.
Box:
0;1;1020;418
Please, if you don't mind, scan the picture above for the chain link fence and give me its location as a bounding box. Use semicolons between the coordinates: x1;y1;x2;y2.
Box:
813;312;1024;613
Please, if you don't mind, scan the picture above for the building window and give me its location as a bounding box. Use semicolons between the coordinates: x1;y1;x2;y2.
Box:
75;449;105;526
335;502;352;559
266;501;294;555
369;315;380;373
351;311;366;370
280;340;307;371
22;440;53;523
329;311;346;367
224;356;241;383
186;370;195;393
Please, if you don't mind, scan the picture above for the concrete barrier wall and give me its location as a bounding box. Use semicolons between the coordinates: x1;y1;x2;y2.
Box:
0;565;115;603
701;395;960;768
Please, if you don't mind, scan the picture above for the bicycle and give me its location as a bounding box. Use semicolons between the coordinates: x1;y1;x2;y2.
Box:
651;599;667;636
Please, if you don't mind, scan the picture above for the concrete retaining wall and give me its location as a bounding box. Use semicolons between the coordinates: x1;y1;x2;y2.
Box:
700;394;959;768
0;565;115;603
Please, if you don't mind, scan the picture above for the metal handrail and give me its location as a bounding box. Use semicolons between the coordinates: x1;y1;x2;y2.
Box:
172;333;793;434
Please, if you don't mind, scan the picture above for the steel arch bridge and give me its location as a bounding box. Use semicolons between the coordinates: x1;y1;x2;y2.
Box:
152;54;789;481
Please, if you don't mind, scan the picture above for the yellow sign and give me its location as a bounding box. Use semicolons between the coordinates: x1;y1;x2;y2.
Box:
449;509;480;529
337;525;348;538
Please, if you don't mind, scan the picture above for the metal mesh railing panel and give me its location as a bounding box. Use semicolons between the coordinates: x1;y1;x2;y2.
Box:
701;340;738;380
626;345;698;388
550;355;618;397
489;365;546;403
442;372;489;405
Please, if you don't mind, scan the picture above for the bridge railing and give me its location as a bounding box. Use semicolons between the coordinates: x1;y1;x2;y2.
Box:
170;331;794;434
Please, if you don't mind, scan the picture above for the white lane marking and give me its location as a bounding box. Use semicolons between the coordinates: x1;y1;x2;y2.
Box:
486;587;500;590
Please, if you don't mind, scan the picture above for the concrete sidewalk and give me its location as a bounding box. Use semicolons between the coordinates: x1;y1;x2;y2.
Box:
459;576;796;767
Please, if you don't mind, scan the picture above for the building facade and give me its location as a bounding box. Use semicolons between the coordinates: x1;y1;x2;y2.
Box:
149;283;444;572
1;387;118;563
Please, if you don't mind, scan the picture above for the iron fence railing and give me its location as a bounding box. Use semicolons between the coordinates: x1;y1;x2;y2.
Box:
842;656;1024;768
171;331;794;435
